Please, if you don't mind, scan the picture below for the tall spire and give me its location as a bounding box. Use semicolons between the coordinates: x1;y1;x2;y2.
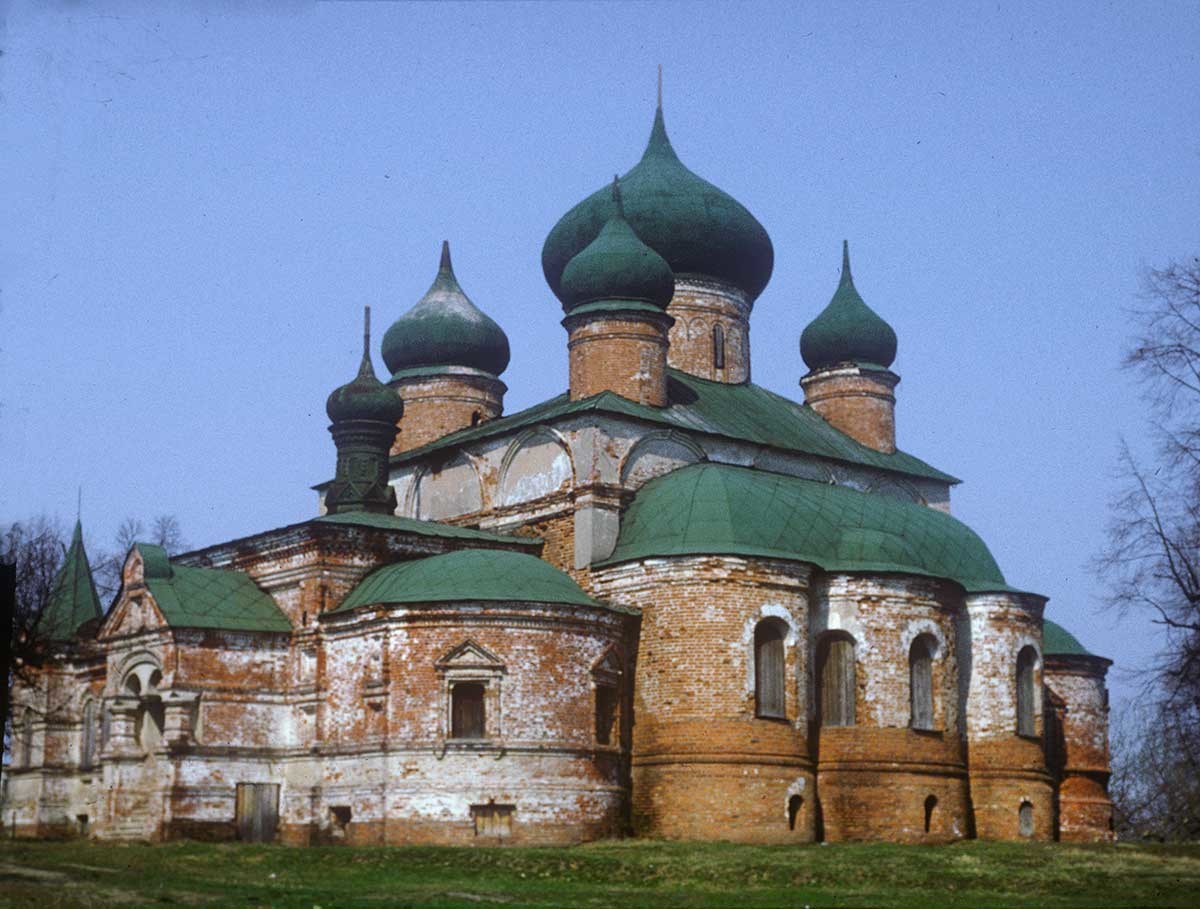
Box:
36;517;103;642
657;64;663;110
325;309;404;515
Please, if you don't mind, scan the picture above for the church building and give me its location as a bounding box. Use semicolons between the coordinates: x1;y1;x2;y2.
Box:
3;94;1114;845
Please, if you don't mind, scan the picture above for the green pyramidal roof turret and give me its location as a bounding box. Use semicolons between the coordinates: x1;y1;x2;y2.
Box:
557;177;675;313
800;241;898;372
382;242;511;380
37;519;103;642
542;98;774;302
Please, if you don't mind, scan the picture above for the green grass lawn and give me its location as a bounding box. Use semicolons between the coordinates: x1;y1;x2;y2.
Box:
1;839;1198;908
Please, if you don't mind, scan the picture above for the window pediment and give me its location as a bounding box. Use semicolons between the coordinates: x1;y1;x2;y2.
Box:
435;639;505;675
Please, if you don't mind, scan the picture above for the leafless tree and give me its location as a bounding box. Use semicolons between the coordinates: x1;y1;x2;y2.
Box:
1101;255;1200;839
94;514;190;601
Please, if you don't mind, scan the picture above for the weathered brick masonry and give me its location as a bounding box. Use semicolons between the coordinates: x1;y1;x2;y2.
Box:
3;90;1113;848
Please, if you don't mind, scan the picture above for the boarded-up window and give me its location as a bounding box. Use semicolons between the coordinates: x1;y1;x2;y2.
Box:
909;635;935;731
1016;646;1037;737
1019;800;1034;837
471;802;514;837
235;782;280;843
755;620;787;719
818;635;856;727
452;682;486;739
595;684;618;745
713;323;726;370
81;700;97;769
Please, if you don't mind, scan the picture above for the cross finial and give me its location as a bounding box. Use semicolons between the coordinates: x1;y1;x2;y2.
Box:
657;64;663;110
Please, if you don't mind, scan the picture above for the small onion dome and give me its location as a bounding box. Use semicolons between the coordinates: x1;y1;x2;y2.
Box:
327;307;405;423
557;177;674;313
542;103;774;303
381;241;510;380
800;241;898;371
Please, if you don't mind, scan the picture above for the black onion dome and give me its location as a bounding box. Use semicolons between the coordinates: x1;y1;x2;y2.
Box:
327;308;405;423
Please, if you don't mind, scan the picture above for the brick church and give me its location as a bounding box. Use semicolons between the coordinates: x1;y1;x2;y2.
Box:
4;95;1114;845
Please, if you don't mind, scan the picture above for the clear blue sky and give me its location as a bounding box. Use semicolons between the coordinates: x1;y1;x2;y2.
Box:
3;1;1198;708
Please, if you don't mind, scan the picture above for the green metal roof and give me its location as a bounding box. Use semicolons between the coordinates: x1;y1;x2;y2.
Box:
311;511;540;546
558;178;674;313
598;463;1015;593
333;549;624;613
37;519;103;642
386;369;958;485
135;543;291;633
801;241;898;372
382;242;510;380
1043;619;1094;656
543;103;774;302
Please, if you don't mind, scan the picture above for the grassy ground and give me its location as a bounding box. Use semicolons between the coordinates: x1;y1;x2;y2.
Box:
1;839;1198;908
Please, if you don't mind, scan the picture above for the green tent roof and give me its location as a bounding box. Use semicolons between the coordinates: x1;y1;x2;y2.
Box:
599;463;1016;593
383;369;957;485
1043;619;1094;656
333;549;624;613
135;543;291;633
37;519;104;642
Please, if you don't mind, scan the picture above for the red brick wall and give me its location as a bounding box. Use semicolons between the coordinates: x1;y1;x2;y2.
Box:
565;310;671;406
390;372;505;455
800;365;899;454
665;276;752;383
592;556;816;842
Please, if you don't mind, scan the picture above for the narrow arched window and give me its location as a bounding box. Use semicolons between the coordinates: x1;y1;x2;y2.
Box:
451;682;486;739
19;709;34;767
81;700;97;769
818;634;856;727
594;684;617;745
754;620;787;719
1019;800;1034;837
924;795;938;833
1016;646;1038;737
909;635;936;731
713;323;725;370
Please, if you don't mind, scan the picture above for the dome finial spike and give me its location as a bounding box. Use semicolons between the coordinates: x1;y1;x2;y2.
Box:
841;239;853;286
657;64;663;110
363;305;371;361
439;240;453;274
611;174;625;219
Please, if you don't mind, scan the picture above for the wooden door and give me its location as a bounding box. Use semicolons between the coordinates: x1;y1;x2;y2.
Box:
236;782;280;843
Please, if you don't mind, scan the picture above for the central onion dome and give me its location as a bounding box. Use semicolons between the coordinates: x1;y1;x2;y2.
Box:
800;241;898;371
542;102;774;303
557;177;675;313
381;242;511;380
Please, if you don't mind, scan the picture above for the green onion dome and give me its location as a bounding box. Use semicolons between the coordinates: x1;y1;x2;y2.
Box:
557;178;675;313
381;242;511;380
327;308;405;423
800;241;898;371
542;103;774;303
